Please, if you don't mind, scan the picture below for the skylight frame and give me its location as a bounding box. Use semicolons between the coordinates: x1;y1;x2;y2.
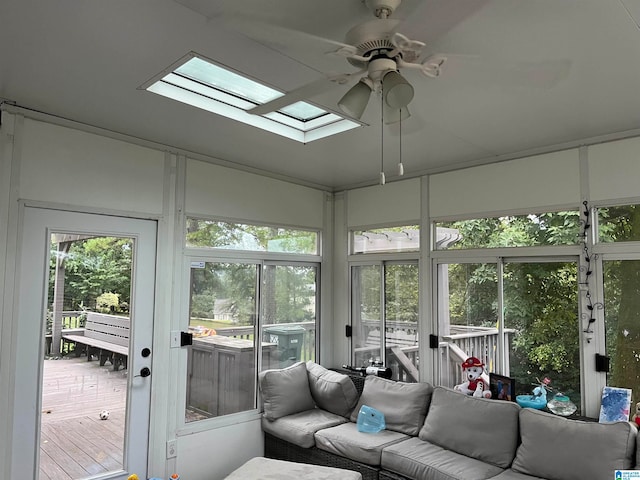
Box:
141;52;362;143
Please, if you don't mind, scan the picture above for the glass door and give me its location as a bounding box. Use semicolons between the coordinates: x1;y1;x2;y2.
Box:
503;260;581;410
12;208;156;480
351;262;419;381
437;258;581;411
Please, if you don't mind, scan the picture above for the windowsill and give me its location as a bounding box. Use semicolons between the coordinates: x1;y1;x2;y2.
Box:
177;409;263;437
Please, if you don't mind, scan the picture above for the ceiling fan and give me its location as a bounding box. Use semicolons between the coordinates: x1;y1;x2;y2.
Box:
245;0;485;123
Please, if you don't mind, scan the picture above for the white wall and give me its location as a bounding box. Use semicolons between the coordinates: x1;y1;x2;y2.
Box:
0;113;329;479
429;149;581;219
346;177;421;227
186;159;325;228
588;136;640;203
3;109;640;478
20;119;165;215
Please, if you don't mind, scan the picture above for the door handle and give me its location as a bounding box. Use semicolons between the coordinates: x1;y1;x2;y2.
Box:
138;367;151;378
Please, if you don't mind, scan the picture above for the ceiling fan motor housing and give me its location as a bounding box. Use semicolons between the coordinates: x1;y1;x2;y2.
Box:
344;19;401;68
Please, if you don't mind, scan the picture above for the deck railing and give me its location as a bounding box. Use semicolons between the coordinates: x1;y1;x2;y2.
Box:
45;310;86;355
54;312;511;385
354;322;515;384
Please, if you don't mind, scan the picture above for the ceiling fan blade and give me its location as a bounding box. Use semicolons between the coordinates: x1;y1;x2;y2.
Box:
248;71;362;115
433;56;572;90
393;0;490;46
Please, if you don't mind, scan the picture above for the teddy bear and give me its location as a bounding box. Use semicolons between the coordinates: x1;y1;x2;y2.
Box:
454;356;492;399
631;401;640;426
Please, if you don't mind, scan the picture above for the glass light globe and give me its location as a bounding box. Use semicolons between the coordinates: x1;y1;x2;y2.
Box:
547;392;577;416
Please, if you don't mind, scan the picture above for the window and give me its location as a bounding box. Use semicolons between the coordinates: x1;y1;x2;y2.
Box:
603;259;640;393
349;224;420;381
351;225;419;254
351;261;419;381
437;259;581;410
434;209;583;411
186;261;259;421
598;204;640;243
143;53;360;143
184;219;319;422
435;210;579;250
186;218;318;255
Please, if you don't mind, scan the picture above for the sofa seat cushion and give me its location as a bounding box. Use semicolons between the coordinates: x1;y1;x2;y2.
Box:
488;469;546;480
381;437;505;480
306;361;359;417
419;386;521;468
349;376;433;436
315;422;409;466
512;408;637;480
259;361;316;421
262;408;348;448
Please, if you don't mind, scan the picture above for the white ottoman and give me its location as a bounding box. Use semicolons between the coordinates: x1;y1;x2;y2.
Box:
224;457;362;480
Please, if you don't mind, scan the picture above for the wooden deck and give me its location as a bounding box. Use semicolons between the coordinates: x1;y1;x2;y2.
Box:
39;356;128;480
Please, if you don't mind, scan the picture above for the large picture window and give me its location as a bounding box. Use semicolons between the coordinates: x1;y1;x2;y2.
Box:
434;208;583;411
184;218;319;423
349;224;420;381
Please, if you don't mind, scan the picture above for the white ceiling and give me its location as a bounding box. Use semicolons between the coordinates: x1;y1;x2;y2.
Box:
2;0;640;191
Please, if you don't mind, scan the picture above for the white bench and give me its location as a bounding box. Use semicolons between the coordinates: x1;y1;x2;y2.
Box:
62;313;129;371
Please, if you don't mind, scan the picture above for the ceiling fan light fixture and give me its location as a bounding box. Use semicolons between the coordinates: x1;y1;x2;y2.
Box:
338;80;373;119
383;70;414;109
383;103;410;125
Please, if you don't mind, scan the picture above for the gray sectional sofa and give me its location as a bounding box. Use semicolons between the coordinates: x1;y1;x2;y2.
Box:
258;361;639;480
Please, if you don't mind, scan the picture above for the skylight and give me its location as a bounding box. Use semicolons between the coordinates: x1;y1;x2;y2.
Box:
142;53;361;143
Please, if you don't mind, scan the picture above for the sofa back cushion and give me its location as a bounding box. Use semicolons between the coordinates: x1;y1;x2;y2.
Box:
258;361;316;420
419;386;521;468
512;408;637;480
349;376;433;436
306;361;359;417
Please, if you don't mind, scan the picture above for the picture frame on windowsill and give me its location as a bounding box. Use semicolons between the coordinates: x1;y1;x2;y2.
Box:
489;373;516;401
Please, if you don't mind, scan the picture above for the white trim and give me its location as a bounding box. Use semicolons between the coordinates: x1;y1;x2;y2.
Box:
432;245;582;262
319;192;333;365
429;203;580;223
0;112;20;479
21;199;162;221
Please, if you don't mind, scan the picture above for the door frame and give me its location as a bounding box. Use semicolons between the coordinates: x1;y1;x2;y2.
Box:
10;206;157;479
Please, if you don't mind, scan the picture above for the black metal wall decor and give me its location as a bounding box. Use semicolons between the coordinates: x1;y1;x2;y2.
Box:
579;200;603;341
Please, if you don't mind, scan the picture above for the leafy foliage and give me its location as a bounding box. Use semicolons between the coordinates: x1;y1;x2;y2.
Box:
600;204;640;391
186;219;317;254
52;237;132;312
443;211;581;400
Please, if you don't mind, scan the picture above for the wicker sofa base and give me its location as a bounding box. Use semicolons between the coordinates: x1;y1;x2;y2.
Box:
378;470;410;480
264;432;390;480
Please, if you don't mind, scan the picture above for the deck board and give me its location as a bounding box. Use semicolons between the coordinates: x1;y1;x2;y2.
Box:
39;357;128;480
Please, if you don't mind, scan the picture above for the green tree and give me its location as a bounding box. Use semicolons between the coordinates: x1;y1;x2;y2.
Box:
385;264;418;323
601;205;640;389
444;212;581;397
55;237;132;312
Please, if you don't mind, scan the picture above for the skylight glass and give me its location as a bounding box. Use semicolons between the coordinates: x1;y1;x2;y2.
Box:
143;53;361;143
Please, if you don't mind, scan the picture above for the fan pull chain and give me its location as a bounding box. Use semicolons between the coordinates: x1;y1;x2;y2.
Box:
380;91;386;185
398;109;404;176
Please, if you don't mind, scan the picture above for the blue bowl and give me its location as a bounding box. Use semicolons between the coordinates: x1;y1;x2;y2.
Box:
516;395;547;409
